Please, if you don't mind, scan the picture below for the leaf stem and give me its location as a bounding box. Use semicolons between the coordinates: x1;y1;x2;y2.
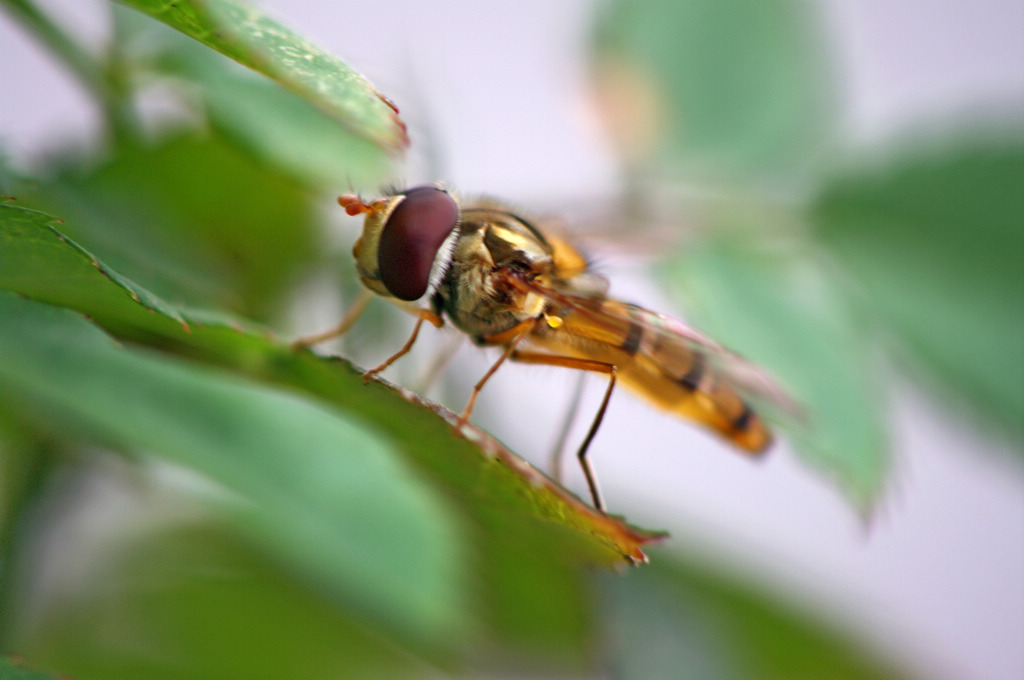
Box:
1;0;138;141
0;425;58;651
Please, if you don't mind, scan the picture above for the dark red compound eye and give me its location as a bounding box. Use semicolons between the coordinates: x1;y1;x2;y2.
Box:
377;186;460;301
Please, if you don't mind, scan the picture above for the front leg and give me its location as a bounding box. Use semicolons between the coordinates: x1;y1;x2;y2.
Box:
290;289;373;350
455;318;537;429
364;308;444;382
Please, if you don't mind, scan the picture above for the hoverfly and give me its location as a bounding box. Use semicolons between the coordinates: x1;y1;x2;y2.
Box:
299;184;790;512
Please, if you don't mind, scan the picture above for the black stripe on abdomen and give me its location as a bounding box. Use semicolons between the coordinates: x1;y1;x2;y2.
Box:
732;403;754;432
677;354;704;391
620;313;643;356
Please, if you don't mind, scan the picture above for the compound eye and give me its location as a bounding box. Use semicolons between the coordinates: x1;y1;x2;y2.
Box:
378;186;460;301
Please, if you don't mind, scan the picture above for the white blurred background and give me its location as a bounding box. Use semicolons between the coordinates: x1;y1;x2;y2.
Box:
2;2;1022;680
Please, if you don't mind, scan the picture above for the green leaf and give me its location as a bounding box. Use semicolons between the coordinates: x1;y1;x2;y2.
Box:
601;548;910;680
114;0;408;151
1;204;662;674
1;199;668;669
659;235;888;508
17;133;319;319
813;138;1024;446
0;422;57;583
114;8;391;187
0;203;192;330
594;0;833;177
0;656;64;680
0;201;223;338
8;518;442;680
0;292;467;645
0;202;662;565
174;62;390;188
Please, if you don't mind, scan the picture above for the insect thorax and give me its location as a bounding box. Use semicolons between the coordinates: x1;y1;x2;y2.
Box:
433;219;552;341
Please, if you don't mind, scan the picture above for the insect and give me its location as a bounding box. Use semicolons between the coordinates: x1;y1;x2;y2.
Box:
299;184;790;512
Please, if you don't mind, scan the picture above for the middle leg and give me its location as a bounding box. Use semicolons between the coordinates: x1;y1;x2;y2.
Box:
508;351;617;513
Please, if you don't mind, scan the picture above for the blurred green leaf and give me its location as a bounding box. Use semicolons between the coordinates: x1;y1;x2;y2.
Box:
659;235;888;508
0;656;64;680
0;199;667;668
0;205;661;668
114;0;408;150
813;138;1024;446
594;0;833;177
114;7;391;188
0;430;59;660
0;292;468;646
171;62;390;188
0;203;191;329
0;421;55;564
0;204;662;566
473;515;596;666
18;132;318;319
9;518;443;680
601;548;910;679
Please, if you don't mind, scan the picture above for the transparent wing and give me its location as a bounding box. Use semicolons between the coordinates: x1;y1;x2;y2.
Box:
520;277;800;418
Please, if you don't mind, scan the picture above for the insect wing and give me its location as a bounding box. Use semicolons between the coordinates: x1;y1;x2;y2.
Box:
631;306;798;415
519;278;797;450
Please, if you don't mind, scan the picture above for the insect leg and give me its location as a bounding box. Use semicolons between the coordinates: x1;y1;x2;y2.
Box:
508;351;617;512
413;332;464;395
455;330;529;430
291;289;373;349
364;308;444;382
549;372;586;483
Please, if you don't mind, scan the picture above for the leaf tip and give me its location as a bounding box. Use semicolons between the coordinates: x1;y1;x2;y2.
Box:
372;92;409;149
